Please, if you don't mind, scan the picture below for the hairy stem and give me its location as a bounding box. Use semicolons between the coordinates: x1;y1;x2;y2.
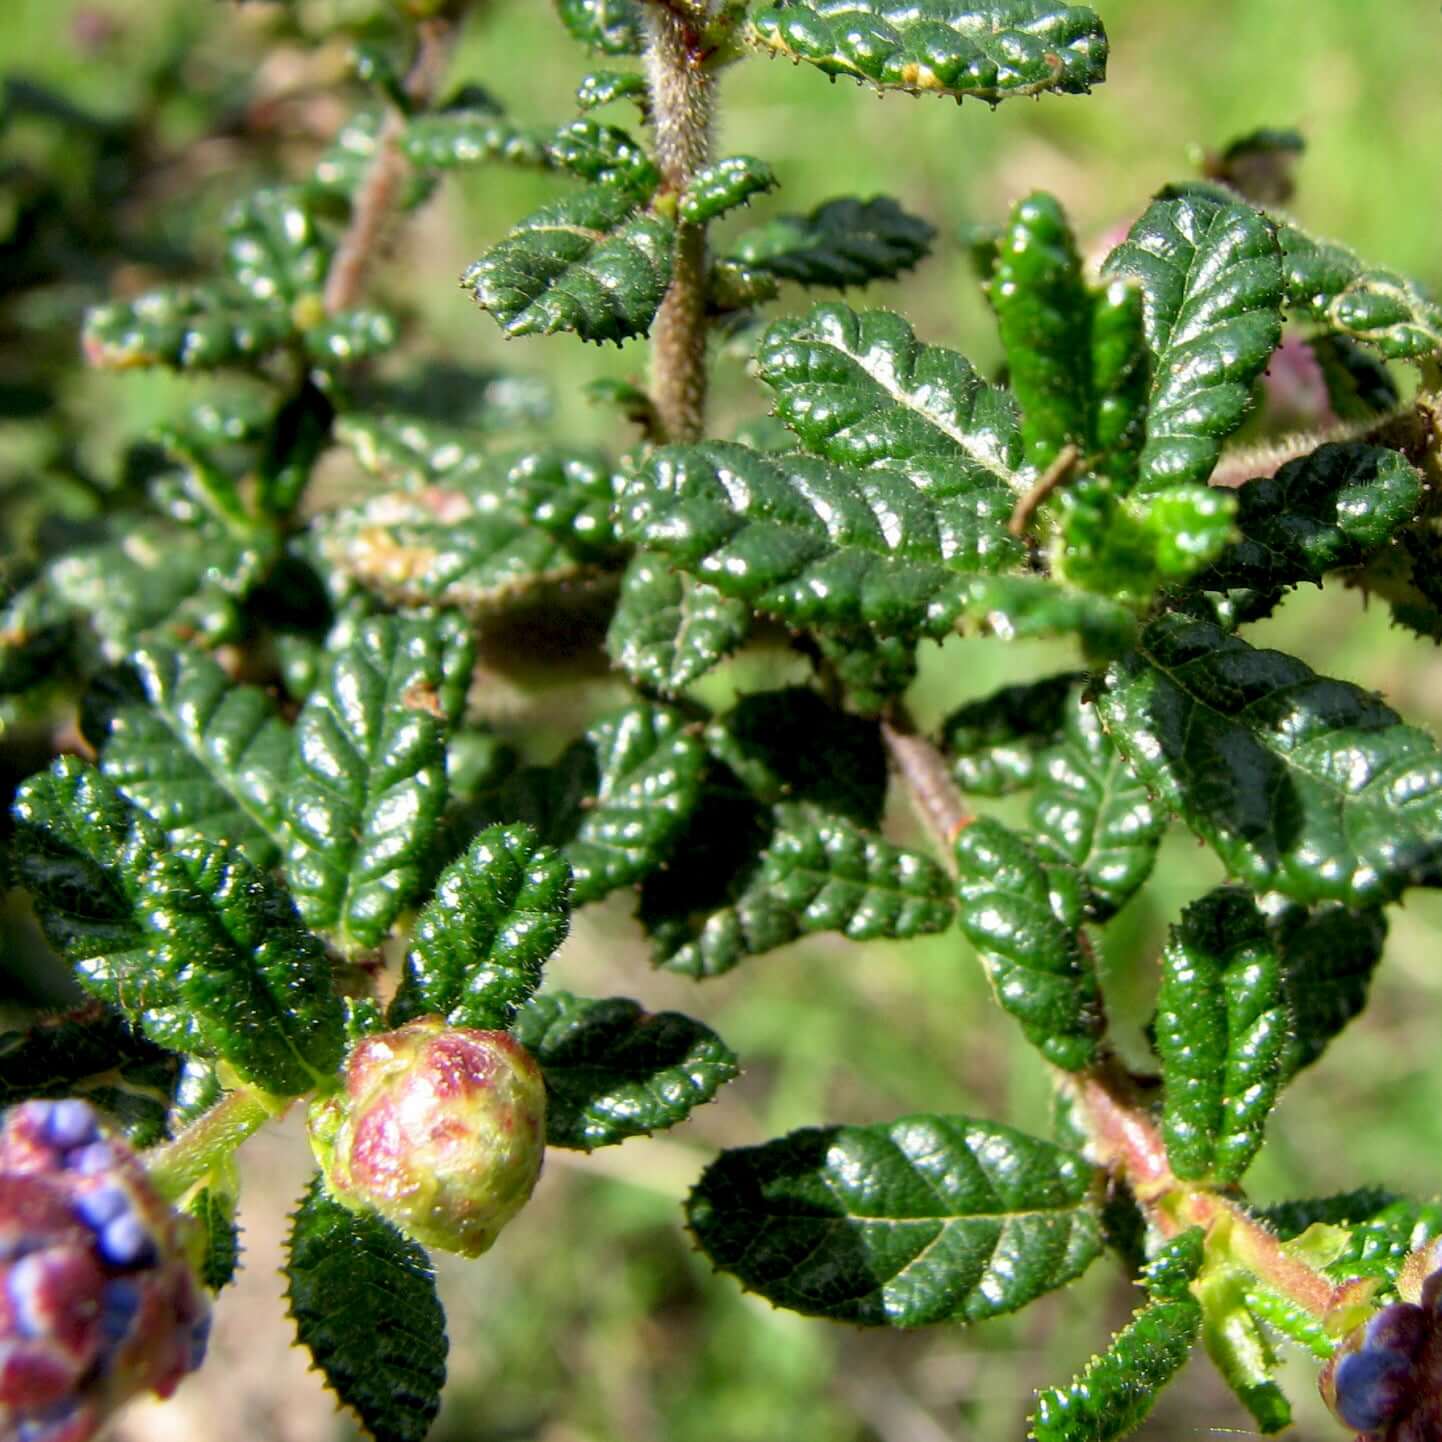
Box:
643;3;716;443
144;1085;291;1203
321;18;453;315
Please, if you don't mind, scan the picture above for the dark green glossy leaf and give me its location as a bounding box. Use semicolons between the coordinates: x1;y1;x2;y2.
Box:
756;302;1025;502
1310;334;1400;420
1155;886;1285;1183
1104;193;1283;490
575;70;649;112
658;801;954;979
954;817;1103;1070
1254;1187;1401;1242
224;188;329;305
463;185;673;344
940;672;1082;797
0;582;73;695
962;575;1137;659
401;108;552;171
1209;127;1304;207
1097;612;1442;906
617;441;1020;638
1268;901;1387;1079
748;1;1108;101
1144;1227;1206;1302
188;1186;240;1292
679;156;778;225
727;197;934;289
83;289;295;371
304;309;398;367
554;0;644;54
285;614;471;953
286;1178;447;1442
1200;443;1423;593
0;1008;177;1147
707;257;781;312
390;824;572;1031
687;1114;1103;1326
605;550;750;693
1028;1293;1199;1441
1320;1197;1442;1292
812;629;918;715
1029;686;1163;920
87;644;291;870
547;118;659;191
512;991;738;1149
1278;219;1442;359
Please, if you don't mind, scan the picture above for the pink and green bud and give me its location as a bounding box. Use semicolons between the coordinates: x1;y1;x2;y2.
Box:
0;1099;210;1442
308;1020;547;1258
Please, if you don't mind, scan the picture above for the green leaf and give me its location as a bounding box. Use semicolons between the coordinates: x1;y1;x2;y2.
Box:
954;817;1103;1071
679;156;778;225
989;192;1149;477
605;550;751;693
512;991;738;1149
811;629;918;715
1269;901;1387;1079
575;70;649;112
463;185;674;344
285;614;471;953
1320;1197;1442;1291
747;1;1108;101
82;289;296;371
617;440;1019;638
304;309;398;367
727;197;935;289
401;108;552;171
224;187;329;305
1310;334;1400;421
1200;443;1423;593
1028;1293;1200;1441
1155;886;1285;1183
1104;193;1283;490
961;575;1138;658
657;801;955;979
390;824;572;1031
0;581;73;695
687;1114;1103;1326
756;302;1024;496
554;0;644;54
1278;219;1442;359
0;1008;177;1147
941;672;1083;797
286;1178;447;1442
1143;1227;1207;1301
187;1186;240;1292
547;118;659;190
1254;1187;1400;1242
1097;611;1442;907
1029;685;1164;919
85;644;291;870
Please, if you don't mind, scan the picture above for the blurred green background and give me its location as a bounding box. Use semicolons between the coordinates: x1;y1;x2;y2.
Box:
5;1;1442;1439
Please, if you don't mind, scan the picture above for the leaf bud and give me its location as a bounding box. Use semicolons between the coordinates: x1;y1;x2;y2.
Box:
0;1099;210;1442
308;1019;546;1258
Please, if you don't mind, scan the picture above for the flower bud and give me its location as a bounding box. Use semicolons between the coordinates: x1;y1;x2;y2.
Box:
0;1099;210;1442
308;1020;547;1258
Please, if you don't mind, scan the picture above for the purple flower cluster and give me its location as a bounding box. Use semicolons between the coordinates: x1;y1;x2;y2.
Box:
1324;1243;1442;1440
0;1099;210;1442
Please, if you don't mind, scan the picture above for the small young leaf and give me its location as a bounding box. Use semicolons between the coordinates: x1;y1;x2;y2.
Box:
1200;443;1423;593
727;197;934;289
286;1178;447;1442
285;613;470;953
83;289;296;372
1254;1187;1401;1242
390;824;572;1031
1309;334;1400;420
86;643;291;870
1028;1293;1200;1441
1269;901;1387;1079
756;302;1025;496
679;156;778;225
962;575;1138;658
575;70;649;112
1320;1197;1442;1291
554;0;644;55
512;991;738;1149
1104;193;1283;490
748;1;1108;102
1155;886;1286;1183
1277;219;1442;359
463;185;673;344
1029;686;1163;920
954;817;1103;1071
658;801;955;979
547;118;659;191
224;187;329;305
187;1186;240;1292
401;108;552;171
1097;612;1442;907
687;1114;1103;1326
940;672;1083;797
605;550;751;694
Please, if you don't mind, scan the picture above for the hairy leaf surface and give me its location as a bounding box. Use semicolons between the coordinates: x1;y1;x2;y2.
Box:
727;197;935;289
748;1;1108;101
1098;612;1442;906
1104;193;1283;490
513;991;738;1149
286;1179;447;1442
679;156;778;225
687;1114;1103;1326
1155;887;1285;1182
391;825;572;1031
